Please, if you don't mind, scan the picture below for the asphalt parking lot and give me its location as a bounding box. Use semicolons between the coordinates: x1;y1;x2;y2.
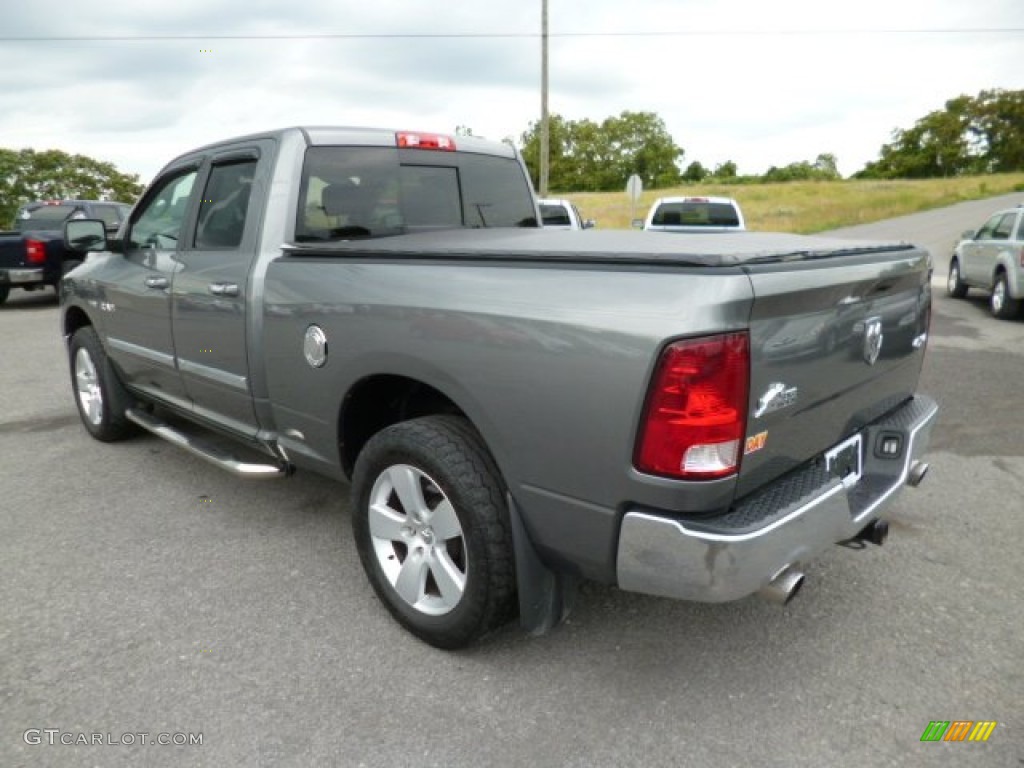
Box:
2;193;1022;767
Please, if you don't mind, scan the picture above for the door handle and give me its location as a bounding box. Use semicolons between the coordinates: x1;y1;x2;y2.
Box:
144;276;168;289
208;282;239;297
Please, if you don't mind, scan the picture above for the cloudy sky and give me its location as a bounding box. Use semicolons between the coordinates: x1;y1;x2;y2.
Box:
1;0;1021;186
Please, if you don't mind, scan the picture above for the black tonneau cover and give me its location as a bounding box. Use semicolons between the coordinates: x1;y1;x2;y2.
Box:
282;228;916;268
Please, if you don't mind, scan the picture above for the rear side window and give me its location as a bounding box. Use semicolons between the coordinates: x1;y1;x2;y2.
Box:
653;201;740;227
195;160;258;249
91;204;125;229
295;146;537;242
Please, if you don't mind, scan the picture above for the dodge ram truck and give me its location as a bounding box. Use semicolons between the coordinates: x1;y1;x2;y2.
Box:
0;199;131;304
60;126;937;649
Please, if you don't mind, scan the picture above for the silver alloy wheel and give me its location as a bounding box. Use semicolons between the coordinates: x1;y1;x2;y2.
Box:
368;464;468;616
947;264;959;294
74;347;104;426
992;279;1006;314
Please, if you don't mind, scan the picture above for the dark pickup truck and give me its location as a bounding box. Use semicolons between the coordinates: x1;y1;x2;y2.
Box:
60;126;937;648
0;200;131;304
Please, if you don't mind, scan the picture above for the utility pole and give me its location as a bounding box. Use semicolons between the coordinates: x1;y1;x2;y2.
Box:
539;0;549;197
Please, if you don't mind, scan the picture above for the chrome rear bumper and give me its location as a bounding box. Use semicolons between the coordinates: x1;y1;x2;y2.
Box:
616;394;938;602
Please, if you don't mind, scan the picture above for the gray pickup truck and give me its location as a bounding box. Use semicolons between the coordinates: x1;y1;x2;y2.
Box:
60;126;937;648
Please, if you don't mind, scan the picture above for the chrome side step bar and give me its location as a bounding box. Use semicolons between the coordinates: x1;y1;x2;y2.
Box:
126;408;289;479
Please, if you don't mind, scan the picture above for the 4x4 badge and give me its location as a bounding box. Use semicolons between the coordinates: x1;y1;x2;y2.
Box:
863;318;883;365
754;382;798;419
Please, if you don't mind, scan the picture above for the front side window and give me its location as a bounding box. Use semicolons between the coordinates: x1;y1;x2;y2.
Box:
129;170;198;249
991;213;1016;241
295;146;537;242
975;213;1002;240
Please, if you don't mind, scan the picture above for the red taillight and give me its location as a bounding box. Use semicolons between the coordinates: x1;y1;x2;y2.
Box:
396;131;456;151
635;332;750;480
26;239;46;264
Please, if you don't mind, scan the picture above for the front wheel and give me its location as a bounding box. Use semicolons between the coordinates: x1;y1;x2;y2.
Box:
351;415;516;649
0;284;9;305
990;272;1022;320
68;326;136;441
947;258;968;298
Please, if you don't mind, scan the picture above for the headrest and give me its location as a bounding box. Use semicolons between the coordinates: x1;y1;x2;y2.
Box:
321;181;364;217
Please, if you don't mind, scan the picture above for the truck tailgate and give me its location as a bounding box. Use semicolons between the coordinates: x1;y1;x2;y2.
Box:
737;245;931;497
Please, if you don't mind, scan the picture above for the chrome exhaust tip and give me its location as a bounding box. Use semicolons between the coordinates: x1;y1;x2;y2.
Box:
907;461;929;487
758;565;805;606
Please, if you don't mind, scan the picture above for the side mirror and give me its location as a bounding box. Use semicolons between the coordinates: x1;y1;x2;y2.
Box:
631;219;645;229
961;229;976;240
64;219;108;253
582;219;596;230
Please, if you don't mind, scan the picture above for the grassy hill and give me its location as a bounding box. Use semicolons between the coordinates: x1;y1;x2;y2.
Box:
561;174;1024;233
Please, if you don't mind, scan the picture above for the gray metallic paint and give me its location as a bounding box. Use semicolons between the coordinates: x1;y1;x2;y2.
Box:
61;126;937;589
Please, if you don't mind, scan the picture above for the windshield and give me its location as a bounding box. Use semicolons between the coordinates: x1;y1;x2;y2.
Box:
295;146;538;242
653;201;741;227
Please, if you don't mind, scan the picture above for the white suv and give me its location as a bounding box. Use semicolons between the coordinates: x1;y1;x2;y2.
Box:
947;204;1024;320
639;196;746;233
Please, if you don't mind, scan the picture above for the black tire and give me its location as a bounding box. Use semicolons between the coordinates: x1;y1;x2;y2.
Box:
946;258;968;298
68;326;136;441
0;284;9;305
351;415;516;649
990;272;1022;320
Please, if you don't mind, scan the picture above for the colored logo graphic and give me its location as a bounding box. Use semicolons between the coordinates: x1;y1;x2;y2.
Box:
920;720;997;742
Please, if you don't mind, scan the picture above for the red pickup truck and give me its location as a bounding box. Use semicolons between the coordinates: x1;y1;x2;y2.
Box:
0;199;131;305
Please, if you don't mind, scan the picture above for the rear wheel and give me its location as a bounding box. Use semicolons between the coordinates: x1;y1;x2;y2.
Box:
990;272;1021;320
946;258;968;298
351;415;516;649
0;285;9;305
69;326;136;441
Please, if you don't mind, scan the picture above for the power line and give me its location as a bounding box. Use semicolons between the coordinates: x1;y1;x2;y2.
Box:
0;28;1022;42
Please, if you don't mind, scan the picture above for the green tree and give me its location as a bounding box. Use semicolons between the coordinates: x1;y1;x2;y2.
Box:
761;153;841;182
520;111;684;192
712;160;738;179
857;89;1024;178
0;148;144;226
681;160;709;182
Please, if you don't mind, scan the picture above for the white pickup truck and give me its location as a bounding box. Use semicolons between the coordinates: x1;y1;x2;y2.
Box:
640;196;746;233
538;198;595;230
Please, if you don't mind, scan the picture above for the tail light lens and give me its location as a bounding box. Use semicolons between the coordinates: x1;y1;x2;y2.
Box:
635;332;750;480
26;239;46;264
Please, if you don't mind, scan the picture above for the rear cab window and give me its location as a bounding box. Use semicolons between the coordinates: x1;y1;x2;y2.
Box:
295;146;537;242
653;201;741;228
540;203;572;227
15;204;83;232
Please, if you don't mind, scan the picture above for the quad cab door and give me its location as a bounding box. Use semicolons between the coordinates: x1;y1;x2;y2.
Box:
170;145;271;437
101;164;199;409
